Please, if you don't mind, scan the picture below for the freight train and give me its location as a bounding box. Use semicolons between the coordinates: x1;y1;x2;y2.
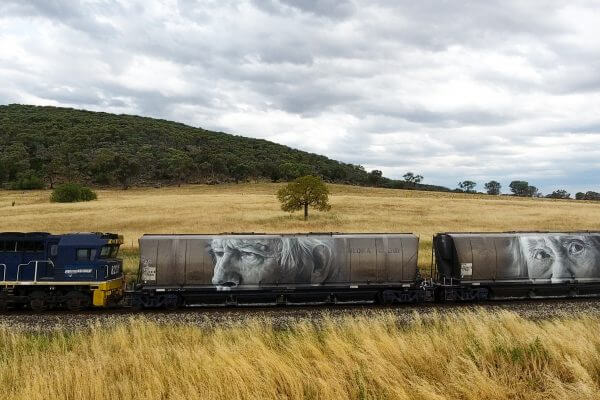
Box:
1;231;599;311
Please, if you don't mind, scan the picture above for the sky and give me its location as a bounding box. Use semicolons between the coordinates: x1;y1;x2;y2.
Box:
1;0;600;194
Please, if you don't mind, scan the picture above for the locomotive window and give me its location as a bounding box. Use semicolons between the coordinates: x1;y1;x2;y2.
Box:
90;249;97;260
100;245;119;258
19;241;43;252
100;246;111;258
0;240;17;252
77;249;91;261
50;245;58;257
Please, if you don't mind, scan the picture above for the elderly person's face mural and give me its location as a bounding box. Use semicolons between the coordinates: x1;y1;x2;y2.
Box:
519;235;600;280
210;237;334;288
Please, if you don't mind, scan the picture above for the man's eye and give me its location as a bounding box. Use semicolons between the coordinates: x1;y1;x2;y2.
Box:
240;251;262;262
214;251;224;257
533;249;552;261
568;242;585;255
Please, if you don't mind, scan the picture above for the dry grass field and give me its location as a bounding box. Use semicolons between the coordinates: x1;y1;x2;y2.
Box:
1;310;600;400
2;183;600;273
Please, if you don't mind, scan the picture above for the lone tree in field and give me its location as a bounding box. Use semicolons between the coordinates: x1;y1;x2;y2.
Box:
277;175;331;220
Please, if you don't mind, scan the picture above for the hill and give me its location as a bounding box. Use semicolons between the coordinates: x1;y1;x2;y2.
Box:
0;104;449;191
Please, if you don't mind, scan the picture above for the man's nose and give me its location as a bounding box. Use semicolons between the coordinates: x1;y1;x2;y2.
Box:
212;253;242;286
551;255;574;281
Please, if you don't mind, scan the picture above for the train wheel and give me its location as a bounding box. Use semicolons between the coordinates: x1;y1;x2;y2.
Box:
163;295;180;311
0;298;7;311
65;291;91;311
29;291;49;312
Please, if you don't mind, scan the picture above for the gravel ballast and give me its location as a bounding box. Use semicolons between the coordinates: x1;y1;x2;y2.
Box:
2;299;600;332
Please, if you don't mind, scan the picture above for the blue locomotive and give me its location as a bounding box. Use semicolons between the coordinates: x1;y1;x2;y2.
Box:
0;232;123;311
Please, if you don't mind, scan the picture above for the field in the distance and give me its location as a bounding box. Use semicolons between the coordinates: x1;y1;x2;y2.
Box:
2;183;600;273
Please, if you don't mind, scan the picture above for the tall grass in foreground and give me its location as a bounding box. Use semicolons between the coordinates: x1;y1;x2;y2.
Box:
1;311;600;399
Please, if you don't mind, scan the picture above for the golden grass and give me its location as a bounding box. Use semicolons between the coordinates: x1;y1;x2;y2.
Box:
1;310;600;399
2;183;600;273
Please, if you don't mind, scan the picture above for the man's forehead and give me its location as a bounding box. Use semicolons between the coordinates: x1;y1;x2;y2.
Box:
522;236;586;245
211;238;280;248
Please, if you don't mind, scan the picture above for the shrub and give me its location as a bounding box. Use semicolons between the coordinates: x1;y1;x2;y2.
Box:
10;173;45;190
50;183;98;203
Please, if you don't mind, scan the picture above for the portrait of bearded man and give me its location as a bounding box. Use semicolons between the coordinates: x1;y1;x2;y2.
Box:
209;237;336;288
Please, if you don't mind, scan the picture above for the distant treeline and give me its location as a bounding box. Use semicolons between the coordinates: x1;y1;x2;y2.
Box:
454;179;599;201
0;104;449;192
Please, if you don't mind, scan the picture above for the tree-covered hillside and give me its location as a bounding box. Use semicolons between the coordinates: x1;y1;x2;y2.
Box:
0;104;448;191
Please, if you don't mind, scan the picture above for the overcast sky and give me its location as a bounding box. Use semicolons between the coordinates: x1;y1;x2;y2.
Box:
1;0;600;193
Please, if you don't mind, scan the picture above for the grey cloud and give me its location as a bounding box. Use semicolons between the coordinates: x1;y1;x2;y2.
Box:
362;106;516;127
279;0;356;19
0;0;119;37
251;0;356;20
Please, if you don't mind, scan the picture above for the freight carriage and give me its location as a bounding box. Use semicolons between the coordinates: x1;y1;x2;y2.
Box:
433;232;600;300
0;232;124;311
132;233;426;308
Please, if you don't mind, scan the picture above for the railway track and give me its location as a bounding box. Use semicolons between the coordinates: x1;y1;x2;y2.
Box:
2;298;600;332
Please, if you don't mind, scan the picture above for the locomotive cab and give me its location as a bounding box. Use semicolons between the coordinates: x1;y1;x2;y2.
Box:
0;232;124;311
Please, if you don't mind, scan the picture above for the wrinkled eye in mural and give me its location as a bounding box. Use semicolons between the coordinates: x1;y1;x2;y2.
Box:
208;237;335;289
517;235;600;280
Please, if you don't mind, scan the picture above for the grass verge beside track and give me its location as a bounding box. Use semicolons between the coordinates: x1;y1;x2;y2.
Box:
1;310;600;399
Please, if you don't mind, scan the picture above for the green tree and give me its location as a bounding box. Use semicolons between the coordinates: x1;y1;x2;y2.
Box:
484;180;501;195
546;189;570;199
458;180;477;193
276;175;331;220
509;180;530;196
164;149;194;186
280;162;314;181
0;142;30;183
527;185;540;197
10;170;44;190
198;161;213;182
89;148;118;184
368;170;383;185
582;191;600;200
403;172;423;187
231;163;251;183
114;153;141;190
